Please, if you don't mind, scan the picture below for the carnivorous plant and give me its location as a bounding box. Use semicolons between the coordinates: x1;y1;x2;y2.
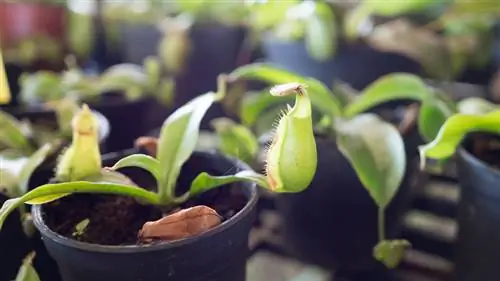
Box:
0;78;317;239
223;62;461;268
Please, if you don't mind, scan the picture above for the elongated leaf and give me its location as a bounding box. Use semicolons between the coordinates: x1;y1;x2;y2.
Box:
0;168;20;198
0;111;34;153
336;114;406;208
418;97;453;142
19;142;62;195
419;110;500;166
345;73;433;117
229;63;342;118
211;118;259;165
0;50;11;104
107;154;162;183
156;92;217;202
15;252;40;281
190;170;268;197
304;2;336;61
366;19;450;80
0;181;160;230
457;97;498;115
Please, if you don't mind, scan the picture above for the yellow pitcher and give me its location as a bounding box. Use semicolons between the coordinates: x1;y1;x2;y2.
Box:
0;49;11;104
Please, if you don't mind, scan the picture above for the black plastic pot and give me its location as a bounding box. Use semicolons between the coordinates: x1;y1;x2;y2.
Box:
87;92;154;151
32;150;258;281
118;22;247;130
262;37;422;91
454;141;500;281
0;194;33;281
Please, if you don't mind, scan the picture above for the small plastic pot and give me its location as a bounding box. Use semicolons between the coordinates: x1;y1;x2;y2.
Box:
32;150;259;281
454;137;500;281
0;2;66;48
0;194;33;281
260;110;425;275
118;22;247;129
262;37;422;91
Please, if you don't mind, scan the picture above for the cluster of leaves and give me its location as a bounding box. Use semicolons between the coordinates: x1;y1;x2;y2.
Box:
0;76;318;244
346;0;500;79
221;62;500;268
2;35;63;66
18;56;174;106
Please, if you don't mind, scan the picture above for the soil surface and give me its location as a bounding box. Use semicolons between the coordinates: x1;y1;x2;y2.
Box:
43;184;248;246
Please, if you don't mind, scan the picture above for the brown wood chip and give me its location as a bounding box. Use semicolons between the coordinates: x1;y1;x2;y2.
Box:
134;136;158;157
138;205;222;242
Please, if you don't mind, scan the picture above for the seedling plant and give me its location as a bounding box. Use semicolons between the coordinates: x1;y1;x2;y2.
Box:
0;77;318;246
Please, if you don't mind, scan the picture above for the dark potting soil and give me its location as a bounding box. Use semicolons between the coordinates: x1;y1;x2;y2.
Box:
42;185;248;246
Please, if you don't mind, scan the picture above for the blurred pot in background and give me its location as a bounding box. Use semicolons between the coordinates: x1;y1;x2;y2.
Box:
0;1;69;105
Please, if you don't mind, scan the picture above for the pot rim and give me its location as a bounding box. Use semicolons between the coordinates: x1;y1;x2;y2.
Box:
458;145;500;177
32;151;259;253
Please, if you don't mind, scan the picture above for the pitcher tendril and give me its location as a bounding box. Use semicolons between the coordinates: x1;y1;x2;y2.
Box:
265;83;317;192
56;104;101;182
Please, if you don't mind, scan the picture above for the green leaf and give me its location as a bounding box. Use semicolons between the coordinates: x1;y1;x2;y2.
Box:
360;0;443;16
373;239;411;268
336;114;406;208
366;20;451;80
190;170;268;197
107;154;162;184
229;63;342;118
19;71;63;103
418;97;453;142
0;169;20;198
15;252;40;281
211;118;259;165
304;2;336;61
344;5;372;40
0;111;34;153
0;181;160;231
156;92;217;203
344;73;433;117
19;142;62;196
419;110;500;166
457;97;498;115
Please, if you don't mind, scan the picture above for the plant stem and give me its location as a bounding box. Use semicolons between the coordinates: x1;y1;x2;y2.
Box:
378;206;385;241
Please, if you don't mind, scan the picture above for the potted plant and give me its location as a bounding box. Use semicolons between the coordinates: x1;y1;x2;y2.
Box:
419;97;500;281
0;101;111;281
248;0;425;90
0;78;318;281
3;56;173;151
219;62;483;278
347;0;500;85
1;0;69;106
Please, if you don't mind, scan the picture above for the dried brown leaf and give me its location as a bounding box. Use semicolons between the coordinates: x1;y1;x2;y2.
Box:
138;205;222;242
134;137;158;157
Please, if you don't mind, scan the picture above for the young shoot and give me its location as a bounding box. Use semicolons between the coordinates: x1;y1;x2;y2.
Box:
0;81;318;237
